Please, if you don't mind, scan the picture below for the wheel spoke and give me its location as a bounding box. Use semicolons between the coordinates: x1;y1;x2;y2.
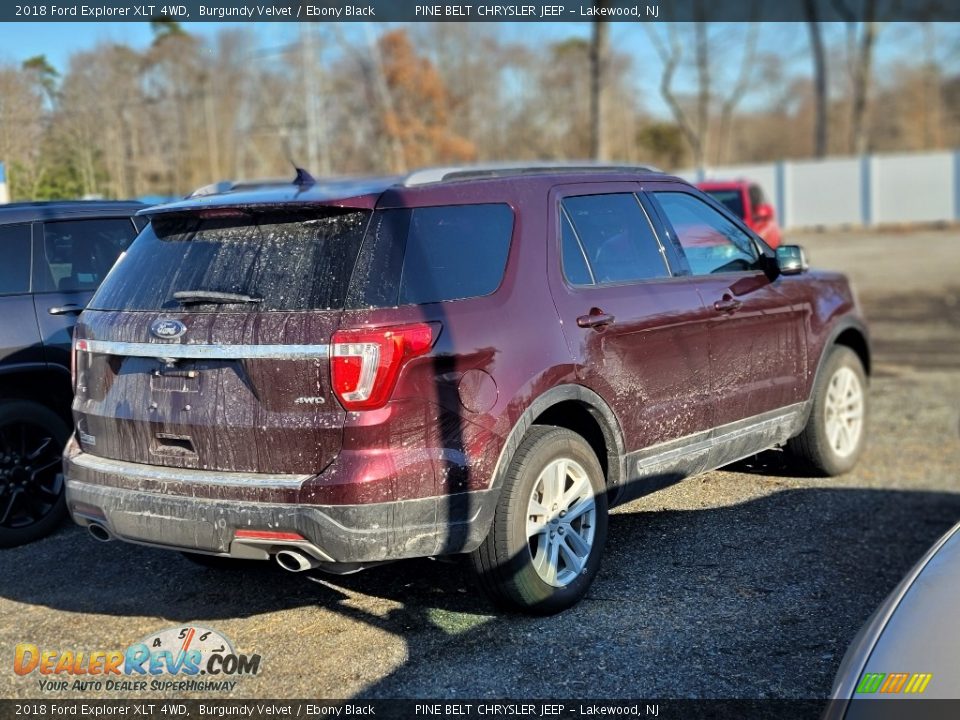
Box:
532;536;550;576
527;517;549;538
0;490;20;526
558;537;586;575
827;420;842;450
840;370;852;399
528;496;550;518
543;537;560;585
27;473;61;502
551;461;568;505
561;473;590;509
19;489;45;520
30;457;61;476
26;436;53;462
564;528;591;557
564;496;595;523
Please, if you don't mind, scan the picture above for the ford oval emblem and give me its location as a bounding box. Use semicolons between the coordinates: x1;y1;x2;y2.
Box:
151;319;187;340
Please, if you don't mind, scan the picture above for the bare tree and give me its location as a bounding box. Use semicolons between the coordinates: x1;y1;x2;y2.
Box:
645;24;705;171
0;65;45;197
715;23;759;165
804;0;829;157
646;5;760;172
920;22;944;149
589;0;611;161
833;0;879;154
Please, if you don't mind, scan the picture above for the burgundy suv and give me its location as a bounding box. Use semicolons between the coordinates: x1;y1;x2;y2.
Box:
64;166;870;613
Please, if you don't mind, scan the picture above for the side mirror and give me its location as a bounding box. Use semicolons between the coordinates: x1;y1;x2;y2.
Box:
753;203;774;222
776;245;808;275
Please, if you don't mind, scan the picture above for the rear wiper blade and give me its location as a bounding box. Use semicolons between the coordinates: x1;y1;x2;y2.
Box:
173;290;262;305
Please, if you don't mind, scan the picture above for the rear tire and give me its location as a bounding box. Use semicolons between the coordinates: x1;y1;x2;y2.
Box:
0;400;70;548
471;426;608;614
789;346;868;476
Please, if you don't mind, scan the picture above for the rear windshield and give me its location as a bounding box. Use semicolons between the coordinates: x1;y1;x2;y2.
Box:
346;203;513;308
703;189;744;219
88;210;370;312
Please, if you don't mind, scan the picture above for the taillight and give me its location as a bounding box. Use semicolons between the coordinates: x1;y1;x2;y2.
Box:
71;338;88;391
331;323;436;411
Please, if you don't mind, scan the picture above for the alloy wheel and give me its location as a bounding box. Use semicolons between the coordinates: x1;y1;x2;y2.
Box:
526;457;597;587
824;366;864;459
0;422;63;530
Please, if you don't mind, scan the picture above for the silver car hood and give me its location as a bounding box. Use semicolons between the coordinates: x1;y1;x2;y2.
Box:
831;520;960;712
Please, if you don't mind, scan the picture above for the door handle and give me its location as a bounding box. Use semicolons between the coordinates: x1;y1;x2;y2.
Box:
48;304;84;316
713;296;743;313
577;310;615;329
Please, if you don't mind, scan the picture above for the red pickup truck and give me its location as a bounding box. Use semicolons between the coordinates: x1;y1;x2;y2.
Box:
697;179;782;249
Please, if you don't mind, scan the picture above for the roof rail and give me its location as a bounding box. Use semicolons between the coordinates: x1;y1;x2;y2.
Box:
402;162;663;187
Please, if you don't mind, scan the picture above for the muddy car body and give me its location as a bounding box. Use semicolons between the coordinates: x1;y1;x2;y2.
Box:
65;166;870;612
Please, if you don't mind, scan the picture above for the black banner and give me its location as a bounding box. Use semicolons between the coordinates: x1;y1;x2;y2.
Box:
3;700;960;720
1;0;958;23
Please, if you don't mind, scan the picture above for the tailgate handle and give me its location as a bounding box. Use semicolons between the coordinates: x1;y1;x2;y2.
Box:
48;304;83;316
151;434;197;457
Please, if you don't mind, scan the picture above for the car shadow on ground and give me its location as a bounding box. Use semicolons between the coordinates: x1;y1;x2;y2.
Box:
723;448;823;478
1;485;958;697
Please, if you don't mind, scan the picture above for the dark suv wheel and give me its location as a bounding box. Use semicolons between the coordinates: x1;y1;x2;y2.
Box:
0;401;70;548
472;426;609;614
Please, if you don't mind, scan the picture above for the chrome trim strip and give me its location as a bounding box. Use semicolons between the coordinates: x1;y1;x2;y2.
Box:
630;402;809;474
79;340;330;360
69;452;310;489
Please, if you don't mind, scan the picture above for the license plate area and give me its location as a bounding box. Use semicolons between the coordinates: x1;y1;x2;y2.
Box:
150;363;200;393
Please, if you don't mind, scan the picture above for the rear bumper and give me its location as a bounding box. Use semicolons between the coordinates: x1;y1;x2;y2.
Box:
63;444;497;564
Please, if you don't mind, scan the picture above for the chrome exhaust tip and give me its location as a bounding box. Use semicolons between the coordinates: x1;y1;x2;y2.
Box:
87;523;113;542
275;549;320;573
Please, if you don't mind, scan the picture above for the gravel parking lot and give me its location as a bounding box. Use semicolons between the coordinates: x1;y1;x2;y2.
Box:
1;229;958;700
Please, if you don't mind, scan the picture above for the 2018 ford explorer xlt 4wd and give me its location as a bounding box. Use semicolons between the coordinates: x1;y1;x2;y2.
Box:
64;166;869;613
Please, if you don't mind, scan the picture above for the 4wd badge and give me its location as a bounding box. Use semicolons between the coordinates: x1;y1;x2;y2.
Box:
150;319;187;340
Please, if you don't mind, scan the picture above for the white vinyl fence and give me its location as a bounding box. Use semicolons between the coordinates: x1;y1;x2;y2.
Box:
679;150;960;230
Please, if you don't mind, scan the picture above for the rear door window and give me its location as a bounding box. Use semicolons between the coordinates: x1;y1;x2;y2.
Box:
560;193;669;285
0;224;31;295
347;203;513;307
38;218;138;293
89;210;370;312
560;211;594;285
653;192;760;275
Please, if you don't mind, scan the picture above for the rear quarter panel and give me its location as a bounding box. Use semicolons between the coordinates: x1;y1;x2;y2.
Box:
328;179;578;501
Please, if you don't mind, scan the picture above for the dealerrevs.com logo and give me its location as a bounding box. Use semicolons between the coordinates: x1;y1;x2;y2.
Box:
14;626;261;693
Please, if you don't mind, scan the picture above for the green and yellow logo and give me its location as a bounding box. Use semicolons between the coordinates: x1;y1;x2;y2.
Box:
856;672;932;694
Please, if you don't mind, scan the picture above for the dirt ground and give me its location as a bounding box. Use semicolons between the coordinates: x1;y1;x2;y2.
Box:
1;229;958;700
